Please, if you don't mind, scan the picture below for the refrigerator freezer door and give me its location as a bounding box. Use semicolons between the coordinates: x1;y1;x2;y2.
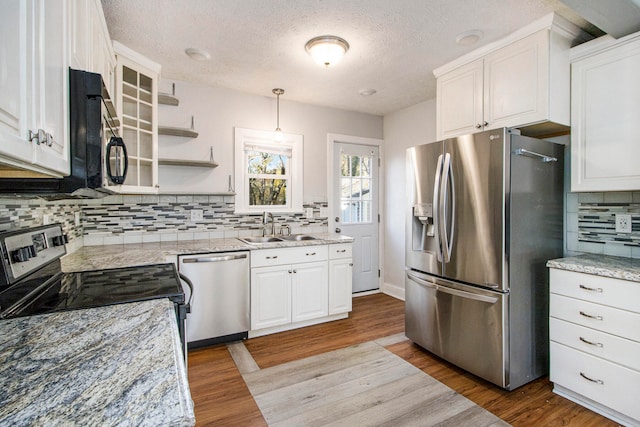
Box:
444;130;506;290
405;270;508;389
406;142;444;276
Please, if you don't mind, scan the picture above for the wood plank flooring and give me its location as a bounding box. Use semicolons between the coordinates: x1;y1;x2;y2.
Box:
187;293;616;426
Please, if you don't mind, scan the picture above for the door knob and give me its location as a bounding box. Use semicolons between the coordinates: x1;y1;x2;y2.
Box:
335;217;340;222
335;228;341;233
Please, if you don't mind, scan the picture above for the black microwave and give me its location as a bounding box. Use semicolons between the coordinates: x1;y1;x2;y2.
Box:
0;69;128;197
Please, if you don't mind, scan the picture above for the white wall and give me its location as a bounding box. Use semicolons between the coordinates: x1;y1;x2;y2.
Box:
382;99;436;299
157;79;383;201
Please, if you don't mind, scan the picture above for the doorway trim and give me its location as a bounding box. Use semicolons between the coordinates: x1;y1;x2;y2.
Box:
327;133;385;292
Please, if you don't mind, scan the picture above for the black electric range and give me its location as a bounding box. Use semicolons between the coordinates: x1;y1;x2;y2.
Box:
0;224;189;356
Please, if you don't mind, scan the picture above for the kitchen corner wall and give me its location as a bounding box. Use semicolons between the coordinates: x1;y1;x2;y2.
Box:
382;99;437;299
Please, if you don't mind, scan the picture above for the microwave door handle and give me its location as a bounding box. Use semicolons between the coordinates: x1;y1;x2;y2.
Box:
106;137;128;185
433;154;444;262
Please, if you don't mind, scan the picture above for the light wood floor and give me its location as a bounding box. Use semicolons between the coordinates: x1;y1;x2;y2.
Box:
188;293;616;426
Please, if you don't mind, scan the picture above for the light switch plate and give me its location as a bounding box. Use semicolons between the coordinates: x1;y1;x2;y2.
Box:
191;209;203;221
319;207;329;218
42;213;51;225
615;214;632;233
74;212;81;227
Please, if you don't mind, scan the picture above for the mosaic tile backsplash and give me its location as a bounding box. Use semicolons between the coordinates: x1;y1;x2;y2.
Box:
0;195;328;248
566;191;640;259
80;195;328;246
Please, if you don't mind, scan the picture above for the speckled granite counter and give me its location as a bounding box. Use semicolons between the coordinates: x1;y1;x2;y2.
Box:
61;234;353;272
547;253;640;283
0;299;195;426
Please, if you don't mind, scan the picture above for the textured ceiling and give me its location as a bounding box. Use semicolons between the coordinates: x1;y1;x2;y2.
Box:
101;0;598;116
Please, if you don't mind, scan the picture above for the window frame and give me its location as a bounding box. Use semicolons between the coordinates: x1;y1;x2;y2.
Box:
234;127;303;214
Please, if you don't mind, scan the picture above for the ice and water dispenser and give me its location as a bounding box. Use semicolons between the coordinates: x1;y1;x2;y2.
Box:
411;202;434;251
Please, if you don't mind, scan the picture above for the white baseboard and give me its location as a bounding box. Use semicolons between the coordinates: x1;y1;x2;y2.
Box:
382;281;404;301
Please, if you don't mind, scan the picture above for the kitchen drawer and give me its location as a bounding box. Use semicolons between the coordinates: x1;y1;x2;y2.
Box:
329;243;352;260
550;317;640;371
550;294;640;342
251;245;328;267
550;341;640;422
550;269;640;314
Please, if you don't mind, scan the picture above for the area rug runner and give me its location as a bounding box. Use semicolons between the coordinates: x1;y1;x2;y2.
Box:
241;341;510;426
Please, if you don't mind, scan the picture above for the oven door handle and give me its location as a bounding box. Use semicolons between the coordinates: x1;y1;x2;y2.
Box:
407;272;498;304
178;273;194;314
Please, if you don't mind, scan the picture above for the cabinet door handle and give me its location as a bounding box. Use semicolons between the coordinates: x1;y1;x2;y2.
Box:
337;249;346;253
483;121;488;127
306;252;316;256
266;255;278;259
475;123;482;129
579;372;604;385
292;269;297;274
579;284;603;293
349;263;353;267
579;337;603;348
579;311;603;321
288;270;292;274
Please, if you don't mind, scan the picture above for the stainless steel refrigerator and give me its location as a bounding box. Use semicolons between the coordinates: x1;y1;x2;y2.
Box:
405;127;564;390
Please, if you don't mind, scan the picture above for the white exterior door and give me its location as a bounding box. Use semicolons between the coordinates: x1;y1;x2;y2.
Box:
333;142;379;293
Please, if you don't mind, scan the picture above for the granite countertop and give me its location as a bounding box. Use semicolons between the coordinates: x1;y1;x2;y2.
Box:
0;299;195;426
61;233;354;272
547;253;640;283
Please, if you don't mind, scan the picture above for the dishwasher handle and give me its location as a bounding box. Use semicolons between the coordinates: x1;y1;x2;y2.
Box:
178;273;194;314
182;253;248;263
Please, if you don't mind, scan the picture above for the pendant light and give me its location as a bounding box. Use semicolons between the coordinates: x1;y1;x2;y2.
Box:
272;88;284;142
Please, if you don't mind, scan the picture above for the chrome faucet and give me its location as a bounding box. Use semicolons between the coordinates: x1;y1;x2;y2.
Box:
262;211;275;236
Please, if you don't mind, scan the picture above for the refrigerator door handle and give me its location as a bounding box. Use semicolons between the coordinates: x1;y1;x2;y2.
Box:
433;154;444;262
406;272;499;304
439;153;455;263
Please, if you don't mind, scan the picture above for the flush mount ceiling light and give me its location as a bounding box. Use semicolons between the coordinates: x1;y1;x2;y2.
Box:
305;35;350;67
185;47;211;61
272;88;284;142
455;30;483;46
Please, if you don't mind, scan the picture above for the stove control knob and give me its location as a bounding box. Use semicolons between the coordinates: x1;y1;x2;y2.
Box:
52;235;68;247
11;245;36;263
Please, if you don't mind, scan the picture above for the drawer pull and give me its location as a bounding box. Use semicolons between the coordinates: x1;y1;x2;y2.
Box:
337;249;346;253
579;337;604;348
306;252;317;256
579;372;604;385
266;256;278;260
579;311;603;321
579;284;603;293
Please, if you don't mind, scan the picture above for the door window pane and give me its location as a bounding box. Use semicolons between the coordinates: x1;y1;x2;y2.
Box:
340;153;373;224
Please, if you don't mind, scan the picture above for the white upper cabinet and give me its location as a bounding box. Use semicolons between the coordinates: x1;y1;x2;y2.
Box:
0;0;70;177
69;0;116;95
112;42;160;194
570;32;640;192
435;14;589;140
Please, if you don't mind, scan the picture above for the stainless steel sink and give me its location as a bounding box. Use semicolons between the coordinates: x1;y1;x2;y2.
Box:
281;234;318;241
237;236;284;244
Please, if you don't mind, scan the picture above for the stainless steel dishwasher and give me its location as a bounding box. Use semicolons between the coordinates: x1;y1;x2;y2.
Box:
178;251;250;348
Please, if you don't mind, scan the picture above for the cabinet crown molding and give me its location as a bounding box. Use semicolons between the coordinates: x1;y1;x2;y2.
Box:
570;31;640;62
434;13;591;78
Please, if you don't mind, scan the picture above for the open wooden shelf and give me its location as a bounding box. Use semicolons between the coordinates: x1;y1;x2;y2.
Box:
158;158;218;168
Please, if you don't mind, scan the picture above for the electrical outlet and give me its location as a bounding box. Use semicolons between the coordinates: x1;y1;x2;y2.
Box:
319;207;329;218
74;212;81;227
190;209;203;221
615;214;632;233
42;213;51;225
305;208;314;219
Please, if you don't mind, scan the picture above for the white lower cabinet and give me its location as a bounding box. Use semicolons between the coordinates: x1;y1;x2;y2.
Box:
250;243;352;336
549;268;640;426
329;243;353;315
